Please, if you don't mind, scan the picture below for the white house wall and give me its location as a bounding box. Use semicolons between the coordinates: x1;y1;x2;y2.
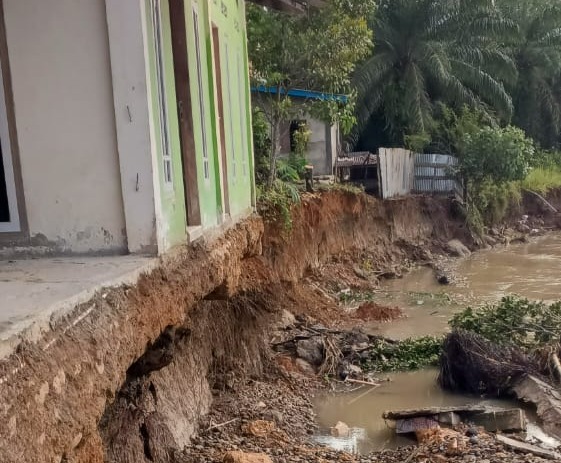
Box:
3;0;127;253
105;0;158;255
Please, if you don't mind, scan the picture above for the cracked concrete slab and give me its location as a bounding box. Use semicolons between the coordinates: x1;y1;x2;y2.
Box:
0;256;157;359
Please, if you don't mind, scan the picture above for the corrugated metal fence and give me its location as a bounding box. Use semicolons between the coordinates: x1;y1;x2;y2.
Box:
378;148;415;199
413;153;461;196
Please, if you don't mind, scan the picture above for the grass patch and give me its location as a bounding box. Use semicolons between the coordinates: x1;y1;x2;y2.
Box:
360;336;443;372
520;167;561;195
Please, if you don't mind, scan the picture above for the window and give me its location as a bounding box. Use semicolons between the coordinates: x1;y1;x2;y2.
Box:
237;50;248;177
150;0;173;185
224;41;237;181
192;6;210;180
0;37;19;232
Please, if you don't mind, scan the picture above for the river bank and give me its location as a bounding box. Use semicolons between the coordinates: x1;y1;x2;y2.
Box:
2;189;560;463
177;190;561;463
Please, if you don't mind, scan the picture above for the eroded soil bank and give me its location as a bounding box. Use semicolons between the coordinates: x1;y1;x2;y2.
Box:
1;189;559;463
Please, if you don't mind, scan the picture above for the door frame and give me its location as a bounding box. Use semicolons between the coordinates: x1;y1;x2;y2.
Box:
211;23;230;216
168;0;201;227
0;0;26;237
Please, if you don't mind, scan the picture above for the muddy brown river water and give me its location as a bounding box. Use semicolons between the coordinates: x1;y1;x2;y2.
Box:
377;233;561;339
314;234;561;453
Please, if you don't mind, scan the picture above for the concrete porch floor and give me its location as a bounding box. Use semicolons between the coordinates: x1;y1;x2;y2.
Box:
0;255;157;359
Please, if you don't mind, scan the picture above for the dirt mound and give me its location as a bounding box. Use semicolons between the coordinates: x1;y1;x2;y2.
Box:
354;302;403;322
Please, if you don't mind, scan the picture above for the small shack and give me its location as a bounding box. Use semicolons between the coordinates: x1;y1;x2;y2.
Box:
337;148;461;199
335;151;379;194
252;87;346;176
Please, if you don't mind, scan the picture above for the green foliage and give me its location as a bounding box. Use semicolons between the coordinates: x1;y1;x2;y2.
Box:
497;0;561;148
458;125;532;230
351;0;514;148
291;122;311;159
404;132;431;153
257;180;301;230
252;107;272;185
521;167;561;194
360;336;443;372
470;179;522;226
276;159;301;183
528;149;561;170
450;296;561;349
460;126;534;184
429;105;498;155
247;0;374;187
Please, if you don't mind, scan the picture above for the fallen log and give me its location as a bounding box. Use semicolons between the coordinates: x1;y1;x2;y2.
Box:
496;435;561;460
512;375;561;440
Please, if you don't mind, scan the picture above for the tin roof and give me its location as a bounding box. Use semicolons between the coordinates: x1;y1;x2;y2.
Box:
336;152;377;167
251;86;348;103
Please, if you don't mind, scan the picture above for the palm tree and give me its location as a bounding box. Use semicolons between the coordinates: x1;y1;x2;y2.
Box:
498;0;561;148
350;0;515;150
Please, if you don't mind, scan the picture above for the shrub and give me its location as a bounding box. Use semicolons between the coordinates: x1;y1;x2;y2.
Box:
450;296;561;349
460;126;534;185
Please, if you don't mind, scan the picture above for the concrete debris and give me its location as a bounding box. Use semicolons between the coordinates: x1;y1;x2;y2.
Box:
470;408;526;433
496;435;561;460
512;375;561;439
385;406;527;435
330;421;350;438
396;417;439;434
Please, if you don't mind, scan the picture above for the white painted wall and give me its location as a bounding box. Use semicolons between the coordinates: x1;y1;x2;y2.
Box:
3;0;127;253
105;0;158;255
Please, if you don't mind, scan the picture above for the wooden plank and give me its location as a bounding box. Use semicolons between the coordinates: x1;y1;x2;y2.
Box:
169;0;201;226
211;24;230;216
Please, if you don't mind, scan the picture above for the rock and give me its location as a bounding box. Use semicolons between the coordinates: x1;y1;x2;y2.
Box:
296;338;324;366
489;227;500;237
353;265;368;279
517;223;531;233
483;235;498;246
263;409;283;424
294;358;316;375
330;421;350;438
437;274;450;285
465;427;479;437
337;361;363;380
242;420;275;438
256;401;267;409
276;309;296;329
223;451;273;463
446;239;471;258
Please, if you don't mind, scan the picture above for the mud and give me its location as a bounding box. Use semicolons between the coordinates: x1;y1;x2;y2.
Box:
0;219;264;463
1;189;559;463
